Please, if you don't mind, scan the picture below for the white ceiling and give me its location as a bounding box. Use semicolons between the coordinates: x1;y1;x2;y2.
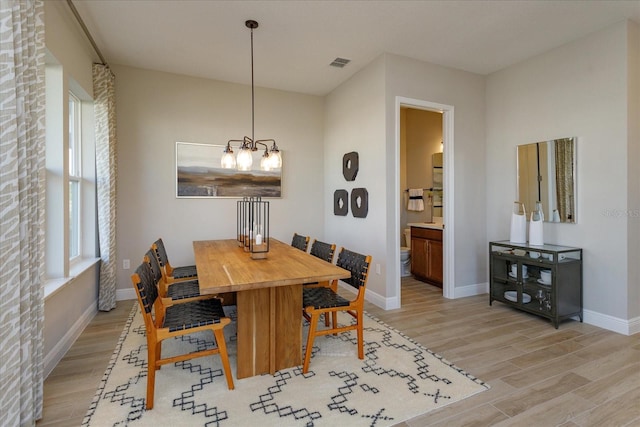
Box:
71;0;640;96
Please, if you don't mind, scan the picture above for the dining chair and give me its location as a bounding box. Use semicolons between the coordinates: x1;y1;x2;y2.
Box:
144;250;208;304
309;239;336;263
306;239;338;325
131;262;234;409
302;248;372;374
305;239;336;287
291;233;310;252
151;238;198;282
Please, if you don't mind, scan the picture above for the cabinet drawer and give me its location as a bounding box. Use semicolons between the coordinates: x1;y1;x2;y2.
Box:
411;227;442;241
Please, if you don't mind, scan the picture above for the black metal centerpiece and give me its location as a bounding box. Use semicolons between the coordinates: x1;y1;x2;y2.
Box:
237;196;269;259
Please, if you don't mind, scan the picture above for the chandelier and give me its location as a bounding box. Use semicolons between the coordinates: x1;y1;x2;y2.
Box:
221;20;282;172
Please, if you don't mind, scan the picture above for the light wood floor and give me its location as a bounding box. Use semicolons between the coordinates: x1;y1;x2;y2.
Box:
38;277;640;426
38;302;133;427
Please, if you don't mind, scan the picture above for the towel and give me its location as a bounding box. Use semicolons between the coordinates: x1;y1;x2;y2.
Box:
407;189;424;211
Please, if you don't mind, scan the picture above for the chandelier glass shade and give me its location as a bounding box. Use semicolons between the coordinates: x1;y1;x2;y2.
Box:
221;144;237;169
221;20;282;172
236;143;253;172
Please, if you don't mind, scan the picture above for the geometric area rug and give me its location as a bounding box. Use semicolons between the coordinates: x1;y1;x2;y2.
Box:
83;303;489;427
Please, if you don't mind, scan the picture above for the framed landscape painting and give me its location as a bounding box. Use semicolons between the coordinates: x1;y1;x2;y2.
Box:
176;141;282;198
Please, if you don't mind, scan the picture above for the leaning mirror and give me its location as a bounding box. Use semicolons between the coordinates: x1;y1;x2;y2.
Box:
517;137;576;223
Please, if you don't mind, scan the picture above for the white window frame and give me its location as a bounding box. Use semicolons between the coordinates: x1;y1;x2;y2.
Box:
44;51;99;299
68;91;82;262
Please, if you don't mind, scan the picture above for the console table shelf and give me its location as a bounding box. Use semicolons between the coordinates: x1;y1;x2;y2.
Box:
489;241;582;328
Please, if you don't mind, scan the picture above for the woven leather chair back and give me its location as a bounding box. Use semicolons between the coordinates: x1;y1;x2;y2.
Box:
291;233;309;251
310;240;335;263
336;248;370;290
133;262;159;314
152;238;169;267
144;249;163;283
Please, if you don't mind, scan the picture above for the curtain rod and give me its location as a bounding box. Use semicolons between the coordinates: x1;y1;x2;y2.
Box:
66;0;109;67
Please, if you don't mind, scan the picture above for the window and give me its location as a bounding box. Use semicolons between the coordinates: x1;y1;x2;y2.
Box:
44;54;98;296
69;92;81;260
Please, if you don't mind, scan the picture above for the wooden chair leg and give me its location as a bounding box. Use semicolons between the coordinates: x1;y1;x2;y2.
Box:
303;312;320;374
356;310;364;359
213;328;234;390
147;345;157;409
155;342;162;370
332;311;338;335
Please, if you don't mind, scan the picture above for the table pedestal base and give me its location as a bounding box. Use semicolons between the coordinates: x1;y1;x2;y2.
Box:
236;284;302;379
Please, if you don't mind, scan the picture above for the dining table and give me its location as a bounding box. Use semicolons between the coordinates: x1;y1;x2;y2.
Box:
193;238;350;379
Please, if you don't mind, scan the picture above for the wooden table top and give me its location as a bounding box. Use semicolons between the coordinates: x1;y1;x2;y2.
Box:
193;238;351;294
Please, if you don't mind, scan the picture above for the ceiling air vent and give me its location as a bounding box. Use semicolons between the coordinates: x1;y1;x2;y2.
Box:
329;57;351;68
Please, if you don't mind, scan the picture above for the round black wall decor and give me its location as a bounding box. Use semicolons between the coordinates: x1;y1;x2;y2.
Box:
334;189;349;216
342;152;359;181
351;188;368;218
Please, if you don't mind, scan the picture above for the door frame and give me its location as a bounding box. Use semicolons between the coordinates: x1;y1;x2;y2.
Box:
394;96;455;302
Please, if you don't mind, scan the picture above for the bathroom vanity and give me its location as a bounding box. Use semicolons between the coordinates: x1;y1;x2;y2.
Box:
408;223;443;287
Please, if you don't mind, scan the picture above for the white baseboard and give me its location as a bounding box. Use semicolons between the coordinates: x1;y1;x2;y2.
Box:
116;288;136;301
383;295;400;310
336;282;399;310
443;282;640;335
43;299;97;379
628;316;640;335
453;282;489;299
367;289;398;310
583;309;640;336
371;281;640;336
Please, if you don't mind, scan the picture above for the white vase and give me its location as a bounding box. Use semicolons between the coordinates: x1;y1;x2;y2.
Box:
510;202;527;243
529;201;544;246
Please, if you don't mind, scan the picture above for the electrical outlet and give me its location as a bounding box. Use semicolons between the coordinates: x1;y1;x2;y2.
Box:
123;259;130;270
376;263;381;275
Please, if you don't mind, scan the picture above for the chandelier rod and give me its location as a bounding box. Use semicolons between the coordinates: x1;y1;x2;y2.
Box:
221;20;281;171
247;20;258;145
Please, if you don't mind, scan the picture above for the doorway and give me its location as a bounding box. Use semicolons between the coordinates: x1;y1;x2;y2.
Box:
394;97;455;306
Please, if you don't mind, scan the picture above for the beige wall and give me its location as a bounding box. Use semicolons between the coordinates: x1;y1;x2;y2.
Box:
626;21;640;321
325;53;486;308
385;53;487;300
44;1;96;97
487;21;638;331
113;65;326;295
324;55;388;304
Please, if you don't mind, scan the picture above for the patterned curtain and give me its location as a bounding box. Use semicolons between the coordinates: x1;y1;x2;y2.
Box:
0;0;46;424
93;64;118;311
555;138;574;222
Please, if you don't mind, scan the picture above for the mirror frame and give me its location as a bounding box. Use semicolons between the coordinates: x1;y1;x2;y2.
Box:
517;137;577;223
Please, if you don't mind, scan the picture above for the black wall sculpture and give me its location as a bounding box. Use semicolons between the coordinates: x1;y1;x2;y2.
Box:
351;188;369;218
342;152;359;181
334;189;349;216
334;152;368;218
